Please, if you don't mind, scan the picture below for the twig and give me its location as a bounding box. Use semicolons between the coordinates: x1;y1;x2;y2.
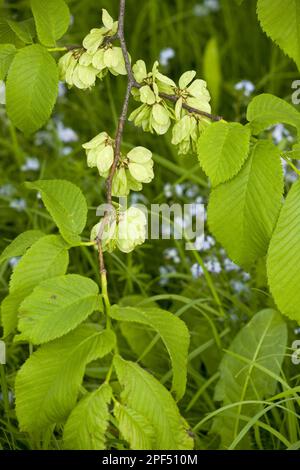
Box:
97;0;131;277
97;0;222;277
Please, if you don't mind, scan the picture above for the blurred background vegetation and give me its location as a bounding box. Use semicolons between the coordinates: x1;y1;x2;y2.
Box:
0;0;300;450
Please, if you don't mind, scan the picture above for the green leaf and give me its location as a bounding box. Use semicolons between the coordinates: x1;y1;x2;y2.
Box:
1;235;68;337
15;325;116;432
114;402;155;450
203;37;222;110
208;140;283;269
7;19;36;44
267;180;300;322
114;355;194;450
6;44;59;134
247;93;300;135
10;235;69;296
1;290;25;338
63;384;112;450
0;230;44;265
257;0;300;70
0;19;22;45
110;305;189;401
26;180;88;245
198;121;250;186
212;309;287;448
18;274;100;344
0;44;16;80
31;0;70;47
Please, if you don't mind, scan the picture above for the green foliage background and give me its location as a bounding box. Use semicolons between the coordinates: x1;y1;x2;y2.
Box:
0;0;300;450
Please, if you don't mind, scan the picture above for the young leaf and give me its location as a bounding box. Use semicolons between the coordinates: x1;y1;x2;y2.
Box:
267;180;300;322
114;355;194;450
63;384;112;450
1;235;68;337
257;0;300;70
6;44;59;134
197;121;250;186
31;0;70;47
18;274;100;344
247;93;300;135
110;305;190;401
212;309;287;448
0;230;44;265
6;19;36;44
26;180;88;245
114;402;155;450
208;140;283;269
15;325;116;432
0;44;16;80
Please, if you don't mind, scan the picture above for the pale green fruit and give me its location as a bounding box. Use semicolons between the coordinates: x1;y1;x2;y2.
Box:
186;96;211;113
83;29;104;54
155;70;176;88
85;148;99;167
90;219;117;252
58;51;75;80
117;207;147;253
126;171;143;192
175;97;183;120
77;64;98;88
102;8;114;29
79;52;93;66
178;139;192;155
132;60;147;83
179;70;196;89
104;48;118;68
129;104;151;127
59;52;77;85
96;146;114;175
128;160;154;183
172;115;193;145
65;59;77;85
104;47;126;75
82;132;108;150
92;49;106;71
140;85;156;105
187;79;210;99
152;103;170;125
112;167;129;197
71;66;86;89
152;62;176;93
151;103;171;135
127;146;152;163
